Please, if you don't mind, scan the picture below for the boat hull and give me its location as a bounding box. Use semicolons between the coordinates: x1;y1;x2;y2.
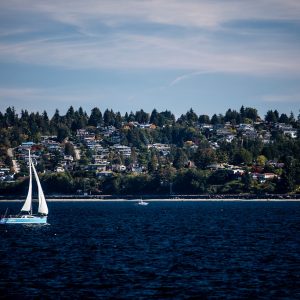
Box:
0;216;47;224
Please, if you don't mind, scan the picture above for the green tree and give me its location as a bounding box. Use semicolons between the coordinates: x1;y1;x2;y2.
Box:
148;152;158;173
150;109;159;126
88;107;102;127
135;109;149;124
279;156;297;193
244;107;258;122
194;148;217;169
57;125;70;142
241;172;253;192
173;148;188;169
265;110;278;123
65;142;75;157
199;114;210;124
173;169;207;194
256;155;267;166
279;113;289;124
232;148;253;165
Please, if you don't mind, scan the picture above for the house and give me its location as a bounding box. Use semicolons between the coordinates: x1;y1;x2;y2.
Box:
110;133;121;144
21;141;35;148
111;164;127;172
130;164;144;174
207;163;225;170
267;161;284;168
134;123;156;129
199;123;213;130
209;141;219;149
55;166;65;173
87;163;107;172
148;143;170;151
112;144;131;157
0;174;15;182
64;155;73;162
260;131;272;144
263;173;279;180
148;143;171;156
251;172;279;182
100;126;116;137
238;124;255;131
0;168;10;176
283;130;297;139
242;130;258;139
216;128;232;137
96;170;113;178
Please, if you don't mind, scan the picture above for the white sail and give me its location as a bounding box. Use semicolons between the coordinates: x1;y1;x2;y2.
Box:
21;153;32;213
31;161;48;215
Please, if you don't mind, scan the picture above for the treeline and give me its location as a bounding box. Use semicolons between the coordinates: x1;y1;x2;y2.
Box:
0;165;298;196
0;106;298;147
0;105;300;196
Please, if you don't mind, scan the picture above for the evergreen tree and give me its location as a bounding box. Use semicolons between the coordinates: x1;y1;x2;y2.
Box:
51;109;61;132
150;109;159;125
173;148;188;169
194;148;217;169
5;107;17;127
186;108;198;125
198;115;210;124
57;125;70;142
88;107;102;127
280;156;296;192
240;105;245;121
278;113;289;124
244;107;258;122
211;114;223;125
265;110;278;123
135;109;149;124
289;112;295;123
65;142;75;157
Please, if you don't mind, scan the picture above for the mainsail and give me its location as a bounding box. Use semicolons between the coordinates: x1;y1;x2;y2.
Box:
21;153;32;213
31;161;48;215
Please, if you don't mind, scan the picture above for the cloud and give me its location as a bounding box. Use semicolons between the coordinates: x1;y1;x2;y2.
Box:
2;0;300;30
169;71;215;86
0;0;299;76
0;32;299;75
262;93;300;103
0;87;42;99
0;86;105;112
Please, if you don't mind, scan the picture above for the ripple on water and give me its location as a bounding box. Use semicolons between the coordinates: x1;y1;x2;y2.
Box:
0;201;300;299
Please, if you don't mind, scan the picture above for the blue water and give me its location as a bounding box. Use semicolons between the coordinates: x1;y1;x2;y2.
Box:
0;201;299;299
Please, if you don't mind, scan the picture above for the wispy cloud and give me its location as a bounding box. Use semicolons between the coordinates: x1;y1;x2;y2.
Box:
3;0;300;30
262;93;300;103
0;86;107;114
0;87;42;99
0;32;299;76
169;71;216;86
0;0;299;76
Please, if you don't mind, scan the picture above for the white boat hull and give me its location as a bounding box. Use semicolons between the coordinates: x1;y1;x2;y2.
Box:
0;215;47;224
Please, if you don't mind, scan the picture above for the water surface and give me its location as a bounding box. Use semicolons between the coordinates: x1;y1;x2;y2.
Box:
0;201;299;299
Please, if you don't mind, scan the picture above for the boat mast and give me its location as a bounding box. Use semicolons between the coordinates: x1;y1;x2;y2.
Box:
21;149;33;214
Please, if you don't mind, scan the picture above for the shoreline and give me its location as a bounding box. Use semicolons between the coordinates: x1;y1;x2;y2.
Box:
1;193;300;202
0;198;300;202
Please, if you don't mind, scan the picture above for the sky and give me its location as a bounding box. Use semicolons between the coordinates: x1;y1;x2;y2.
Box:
0;0;299;118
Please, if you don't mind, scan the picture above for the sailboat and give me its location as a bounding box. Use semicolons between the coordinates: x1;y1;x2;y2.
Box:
138;198;149;206
0;150;48;224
